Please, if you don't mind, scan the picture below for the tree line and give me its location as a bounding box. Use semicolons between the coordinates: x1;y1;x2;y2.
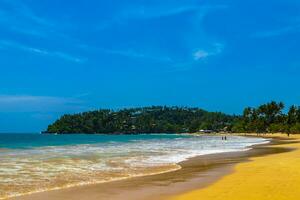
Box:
46;106;234;134
45;102;300;134
231;101;300;133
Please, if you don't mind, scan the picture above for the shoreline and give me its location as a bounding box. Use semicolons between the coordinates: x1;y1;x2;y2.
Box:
170;134;300;200
10;135;294;200
1;134;263;199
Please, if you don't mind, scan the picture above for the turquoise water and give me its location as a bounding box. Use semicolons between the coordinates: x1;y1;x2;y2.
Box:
0;133;191;149
0;133;268;199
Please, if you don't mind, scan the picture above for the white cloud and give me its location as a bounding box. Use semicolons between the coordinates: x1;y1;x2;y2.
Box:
0;95;84;112
193;50;210;60
0;40;85;63
193;43;224;61
0;95;72;104
53;52;86;63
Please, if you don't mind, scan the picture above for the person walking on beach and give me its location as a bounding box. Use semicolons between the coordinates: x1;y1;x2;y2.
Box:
222;136;227;140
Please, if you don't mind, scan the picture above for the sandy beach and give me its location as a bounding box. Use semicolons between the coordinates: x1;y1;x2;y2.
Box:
10;134;296;200
2;0;298;199
171;134;300;200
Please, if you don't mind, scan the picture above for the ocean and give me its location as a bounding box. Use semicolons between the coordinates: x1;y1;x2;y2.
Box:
0;133;268;199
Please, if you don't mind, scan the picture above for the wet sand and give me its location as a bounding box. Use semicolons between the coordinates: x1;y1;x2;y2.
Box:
11;136;294;200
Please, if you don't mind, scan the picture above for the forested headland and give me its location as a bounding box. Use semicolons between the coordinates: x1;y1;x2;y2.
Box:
45;102;300;134
46;106;234;134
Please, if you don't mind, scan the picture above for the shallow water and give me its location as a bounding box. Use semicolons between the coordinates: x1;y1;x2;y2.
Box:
0;134;268;199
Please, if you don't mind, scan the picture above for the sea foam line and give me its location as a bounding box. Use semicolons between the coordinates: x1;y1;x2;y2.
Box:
0;136;270;199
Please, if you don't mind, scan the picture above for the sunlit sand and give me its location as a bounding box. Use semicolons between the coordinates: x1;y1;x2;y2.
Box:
171;134;300;200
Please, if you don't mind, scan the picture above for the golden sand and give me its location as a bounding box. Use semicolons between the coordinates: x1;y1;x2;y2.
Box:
171;134;300;200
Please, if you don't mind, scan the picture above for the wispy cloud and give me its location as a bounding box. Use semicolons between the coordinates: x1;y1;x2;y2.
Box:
97;4;228;30
97;5;198;30
0;40;86;63
104;49;173;62
193;43;224;61
78;44;172;63
0;95;84;112
91;4;228;64
0;0;54;37
79;41;224;70
0;0;79;52
3;0;53;27
53;52;86;63
252;24;300;38
193;50;210;60
0;95;73;104
0;1;227;66
121;5;199;20
162;42;225;72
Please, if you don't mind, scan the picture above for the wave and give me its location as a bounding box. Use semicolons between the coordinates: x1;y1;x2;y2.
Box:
0;135;268;199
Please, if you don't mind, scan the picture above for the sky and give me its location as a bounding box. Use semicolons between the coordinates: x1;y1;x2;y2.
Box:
0;0;300;132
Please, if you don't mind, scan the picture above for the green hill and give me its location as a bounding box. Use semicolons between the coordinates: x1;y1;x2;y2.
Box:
45;106;234;134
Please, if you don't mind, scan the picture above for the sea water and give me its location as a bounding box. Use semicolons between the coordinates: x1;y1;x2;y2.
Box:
0;133;268;199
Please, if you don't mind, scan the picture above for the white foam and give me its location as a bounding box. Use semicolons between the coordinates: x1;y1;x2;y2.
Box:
0;135;269;199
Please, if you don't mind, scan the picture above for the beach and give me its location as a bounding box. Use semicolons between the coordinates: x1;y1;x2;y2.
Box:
171;134;300;200
9;134;297;200
0;134;265;199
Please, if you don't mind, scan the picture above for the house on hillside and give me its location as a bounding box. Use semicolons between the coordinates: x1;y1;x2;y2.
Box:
199;129;213;133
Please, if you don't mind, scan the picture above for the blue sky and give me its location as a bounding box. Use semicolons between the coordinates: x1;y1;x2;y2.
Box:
0;0;300;132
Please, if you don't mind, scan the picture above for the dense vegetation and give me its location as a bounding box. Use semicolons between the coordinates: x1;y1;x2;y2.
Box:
231;101;300;134
46;106;234;134
46;102;300;134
